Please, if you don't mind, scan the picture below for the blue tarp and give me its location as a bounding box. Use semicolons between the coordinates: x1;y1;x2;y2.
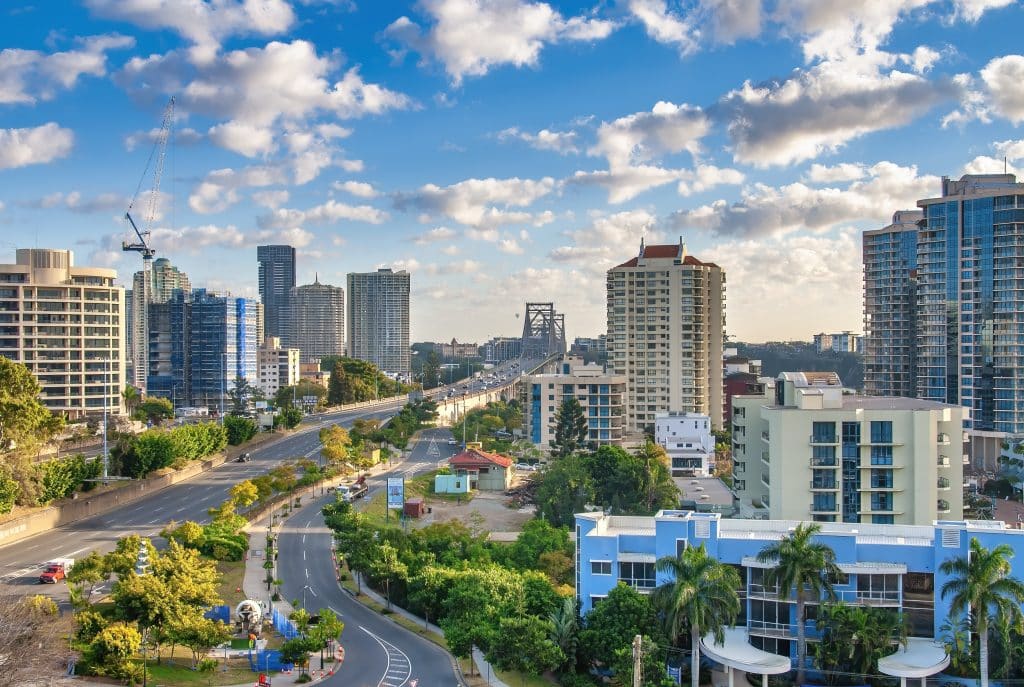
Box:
204;605;230;623
249;650;293;673
271;608;299;639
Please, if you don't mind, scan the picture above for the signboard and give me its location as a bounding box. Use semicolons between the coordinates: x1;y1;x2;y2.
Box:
255;400;268;410
258;673;271;686
386;477;405;509
302;395;318;405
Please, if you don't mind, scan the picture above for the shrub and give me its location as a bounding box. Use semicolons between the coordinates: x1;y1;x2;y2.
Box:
224;416;257;446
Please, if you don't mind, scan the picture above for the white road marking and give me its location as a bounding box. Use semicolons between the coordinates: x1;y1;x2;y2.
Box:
303;550;306;561
305;568;309;579
361;626;413;687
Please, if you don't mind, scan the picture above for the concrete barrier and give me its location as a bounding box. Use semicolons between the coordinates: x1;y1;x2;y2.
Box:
0;452;228;549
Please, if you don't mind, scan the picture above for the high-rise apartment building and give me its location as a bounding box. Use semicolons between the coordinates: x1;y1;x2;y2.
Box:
188;290;259;411
128;257;191;390
147;292;190;405
257;245;296;340
607;239;725;432
864;210;923;398
813;331;863;354
732;372;966;525
864;175;1024;435
0;249;125;418
347;268;411;377
282;279;345;363
521;355;627;448
256;336;300;397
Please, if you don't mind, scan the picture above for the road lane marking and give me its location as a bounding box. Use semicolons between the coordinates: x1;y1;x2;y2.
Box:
305;568;309;579
360;626;413;687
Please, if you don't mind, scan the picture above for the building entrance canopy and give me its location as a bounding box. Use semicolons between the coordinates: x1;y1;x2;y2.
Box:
700;628;792;675
877;638;950;680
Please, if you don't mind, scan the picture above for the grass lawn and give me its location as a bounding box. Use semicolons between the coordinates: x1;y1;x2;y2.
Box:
214;558;247;609
143;658;265;686
407;470;474;504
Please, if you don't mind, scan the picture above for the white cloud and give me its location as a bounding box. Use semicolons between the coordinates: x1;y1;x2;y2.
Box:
569;163;743;204
0;123;74;170
117;40;412;140
383;0;615;84
0;34;134;104
702;0;763;43
413;227;459;244
591;101;708;170
124;126;202;151
805;162;868;183
497;127;579;154
676;164;746;196
333;180;379;198
995;139;1024;162
980;55;1024;124
85;0;294;63
903;45;940;74
953;0;1016;22
627;0;698;55
671;161;938;239
208;121;276;157
25;190;126;213
549;209;661;273
252;190;290;209
962;155;1020;176
719;56;955;167
189;165;288;214
395;176;557;230
703;229;864;341
497;239;525;255
258;200;388;230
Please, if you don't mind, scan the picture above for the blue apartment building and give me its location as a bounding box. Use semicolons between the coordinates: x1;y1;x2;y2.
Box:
188;290;258;409
576;510;1024;670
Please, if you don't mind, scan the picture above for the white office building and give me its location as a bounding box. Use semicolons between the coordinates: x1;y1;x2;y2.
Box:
732;371;966;525
256;336;300;397
0;249;125;419
654;412;714;476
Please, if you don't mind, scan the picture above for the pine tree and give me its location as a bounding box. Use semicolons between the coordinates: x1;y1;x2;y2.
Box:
550;398;588;458
327;361;347;406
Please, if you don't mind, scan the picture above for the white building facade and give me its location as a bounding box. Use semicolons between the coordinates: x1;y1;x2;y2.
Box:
733;372;966;525
0;249;125;419
256;336;300;397
654;411;714;476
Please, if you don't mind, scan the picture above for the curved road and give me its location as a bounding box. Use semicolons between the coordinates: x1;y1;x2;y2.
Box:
276;427;463;687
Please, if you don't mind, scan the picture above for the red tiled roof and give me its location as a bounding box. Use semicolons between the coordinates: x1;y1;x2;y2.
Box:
449;447;514;468
612;246;719;270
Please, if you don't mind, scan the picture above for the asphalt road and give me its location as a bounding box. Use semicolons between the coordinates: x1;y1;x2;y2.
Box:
276;427;462;687
0;402;404;593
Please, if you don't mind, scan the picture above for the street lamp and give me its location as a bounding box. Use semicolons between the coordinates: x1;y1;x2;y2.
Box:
134;540;151;687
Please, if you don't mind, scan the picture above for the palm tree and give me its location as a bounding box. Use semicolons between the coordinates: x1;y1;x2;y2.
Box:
756;523;840;684
549;596;580;673
652;543;742;687
940;537;1024;687
122;384;141;417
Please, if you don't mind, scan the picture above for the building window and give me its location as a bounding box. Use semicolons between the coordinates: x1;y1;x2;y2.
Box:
811;421;836;443
591;561;611;575
590;595;607;609
871;492;893;511
872;515;895;524
619;561;656;590
871;446;893;465
870;421;893;443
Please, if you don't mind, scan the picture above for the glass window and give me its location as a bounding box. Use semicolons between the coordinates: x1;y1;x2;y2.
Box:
870;421;893;443
811;422;836;443
871;446;893;465
619;561;656;590
590;561;611;575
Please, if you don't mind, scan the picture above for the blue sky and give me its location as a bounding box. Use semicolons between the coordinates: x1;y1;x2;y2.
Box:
2;0;1024;344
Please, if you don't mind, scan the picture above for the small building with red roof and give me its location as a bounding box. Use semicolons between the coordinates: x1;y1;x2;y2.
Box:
446;443;514;491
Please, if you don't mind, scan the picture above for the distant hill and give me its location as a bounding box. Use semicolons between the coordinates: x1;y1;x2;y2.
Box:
735;341;864;391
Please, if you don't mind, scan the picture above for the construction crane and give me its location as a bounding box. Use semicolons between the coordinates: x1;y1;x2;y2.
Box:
123;96;174;392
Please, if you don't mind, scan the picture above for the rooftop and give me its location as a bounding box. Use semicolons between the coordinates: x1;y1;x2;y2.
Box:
449;447;513;468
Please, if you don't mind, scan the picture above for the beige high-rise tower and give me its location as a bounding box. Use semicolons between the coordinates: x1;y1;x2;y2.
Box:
606;238;725;432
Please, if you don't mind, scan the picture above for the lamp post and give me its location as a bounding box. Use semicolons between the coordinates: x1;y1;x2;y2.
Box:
134;539;151;687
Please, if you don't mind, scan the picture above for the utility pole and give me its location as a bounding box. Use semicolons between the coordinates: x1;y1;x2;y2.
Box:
632;634;643;687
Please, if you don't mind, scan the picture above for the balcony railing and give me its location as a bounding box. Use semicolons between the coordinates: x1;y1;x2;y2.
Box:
937;433;951;445
761;431;770;442
747;620;798;639
809;435;838;445
810;480;838;490
937;499;951;513
937;477;951;490
938;455;950;467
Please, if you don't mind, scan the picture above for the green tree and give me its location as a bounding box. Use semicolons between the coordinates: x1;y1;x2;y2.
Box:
369;541;408;611
308;608;345;668
319;424;352;465
227;376;262;416
224;415;257;445
134;397;174;425
652;543;742;687
123;430;177;478
504;519;572;571
550;398;588;457
0;355;63;453
67;551;111;608
229;479;259;508
169;615;231;668
579;583;663;670
122;385;142;417
940;537;1024;687
486;616;565;679
0;467;19;515
280;636;318;674
278;406;303;429
275;379;326;409
86;622;142;679
756;523;840;684
535;454;595;527
815;602;907;683
327;360;348;405
421;350;442;389
549;596;580;673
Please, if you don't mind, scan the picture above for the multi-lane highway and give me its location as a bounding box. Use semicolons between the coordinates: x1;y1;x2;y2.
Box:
275;427;463;686
0;402;403;591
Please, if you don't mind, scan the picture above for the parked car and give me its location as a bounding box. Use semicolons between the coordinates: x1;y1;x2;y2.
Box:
447;438;458;446
235;453;252;463
514;462;536;472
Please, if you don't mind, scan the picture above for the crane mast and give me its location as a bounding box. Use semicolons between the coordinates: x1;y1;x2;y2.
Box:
124;97;174;392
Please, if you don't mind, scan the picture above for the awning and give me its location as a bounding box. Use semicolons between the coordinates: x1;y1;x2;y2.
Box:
701;628;792;675
618;552;656;563
877;638;950;679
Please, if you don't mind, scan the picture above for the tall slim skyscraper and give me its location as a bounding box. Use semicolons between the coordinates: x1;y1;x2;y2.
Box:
863;210;922;397
189;290;259;411
864;174;1024;434
257;245;296;339
128;257;190;390
282;279;345;363
0;249;125;418
606;239;725;432
347;268;411;377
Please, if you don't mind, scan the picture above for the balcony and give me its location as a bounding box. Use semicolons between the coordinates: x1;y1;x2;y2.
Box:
810;456;838;468
761;430;770;442
937;433;951;445
747;620;797;639
810;480;839;491
809;435;838;445
809;502;838;514
937;477;951;490
734;461;745;474
747;583;783;601
937;455;950;467
937;499;951;513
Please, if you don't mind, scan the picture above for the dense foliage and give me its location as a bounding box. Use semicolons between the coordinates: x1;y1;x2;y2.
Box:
224;415;257;445
113;422;228;479
450;400;522;452
321;356;409;404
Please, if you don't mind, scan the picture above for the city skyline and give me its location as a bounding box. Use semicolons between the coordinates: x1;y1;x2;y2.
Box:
2;2;1024;342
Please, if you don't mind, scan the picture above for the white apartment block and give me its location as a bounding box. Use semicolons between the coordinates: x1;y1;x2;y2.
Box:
732;371;966;525
607;239;725;433
654;411;714;476
522;355;627;448
0;249;125;419
256;336;300;397
347;268;410;377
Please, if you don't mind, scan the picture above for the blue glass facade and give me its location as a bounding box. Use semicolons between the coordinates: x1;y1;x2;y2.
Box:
188;290;259;410
576;510;1024;662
